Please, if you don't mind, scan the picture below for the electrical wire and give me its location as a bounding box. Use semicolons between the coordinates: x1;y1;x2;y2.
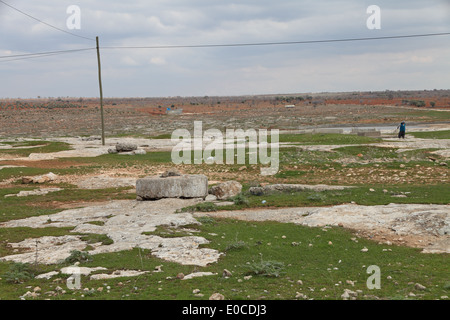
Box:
0;48;95;60
101;32;450;50
0;48;95;63
1;31;448;63
0;0;95;41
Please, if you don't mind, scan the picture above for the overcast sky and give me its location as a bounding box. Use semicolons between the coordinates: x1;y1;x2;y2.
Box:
0;0;449;98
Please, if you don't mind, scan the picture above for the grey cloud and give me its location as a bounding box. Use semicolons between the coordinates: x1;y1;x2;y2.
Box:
0;0;449;98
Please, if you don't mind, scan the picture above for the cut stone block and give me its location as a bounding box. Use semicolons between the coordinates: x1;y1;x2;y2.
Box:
136;174;208;200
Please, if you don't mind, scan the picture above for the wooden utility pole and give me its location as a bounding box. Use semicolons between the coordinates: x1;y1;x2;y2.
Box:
96;36;105;145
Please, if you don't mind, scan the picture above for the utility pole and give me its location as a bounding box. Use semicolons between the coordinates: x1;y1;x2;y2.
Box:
96;36;105;146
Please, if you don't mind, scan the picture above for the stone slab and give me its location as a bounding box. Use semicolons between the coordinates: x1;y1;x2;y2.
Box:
136;174;208;200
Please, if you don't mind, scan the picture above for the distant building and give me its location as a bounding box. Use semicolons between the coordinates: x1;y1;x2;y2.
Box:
285;105;295;108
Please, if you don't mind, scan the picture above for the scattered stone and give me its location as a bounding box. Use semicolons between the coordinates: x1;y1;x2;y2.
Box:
414;283;426;291
35;271;59;280
341;289;358;300
209;293;225;300
5;188;62;198
182;272;217;280
223;269;232;278
20;291;37;300
192;289;201;294
295;292;308;299
361;247;369;252
176;273;185;280
297;280;303;285
209;181;242;200
205;194;217;201
132;149;146;155
346;280;355;287
22;172;58;184
160;169;182;178
90;270;150;280
61;266;107;276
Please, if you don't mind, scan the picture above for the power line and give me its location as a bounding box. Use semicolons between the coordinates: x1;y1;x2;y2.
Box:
0;0;95;41
0;48;95;60
0;48;95;63
101;32;450;50
0;31;449;63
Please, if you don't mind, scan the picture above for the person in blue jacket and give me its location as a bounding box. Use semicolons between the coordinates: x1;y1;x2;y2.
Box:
397;122;406;139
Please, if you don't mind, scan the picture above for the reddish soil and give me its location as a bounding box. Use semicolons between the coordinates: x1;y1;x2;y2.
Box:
1;90;449;138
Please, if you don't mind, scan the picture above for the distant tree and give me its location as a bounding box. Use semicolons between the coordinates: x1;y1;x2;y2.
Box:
430;101;436;107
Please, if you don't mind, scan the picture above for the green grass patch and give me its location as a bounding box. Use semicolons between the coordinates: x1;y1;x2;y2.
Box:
179;202;218;213
0;141;72;157
410;130;450;140
0;219;448;300
215;184;450;210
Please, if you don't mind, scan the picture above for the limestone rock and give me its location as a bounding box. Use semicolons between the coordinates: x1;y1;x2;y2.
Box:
222;269;232;278
132;149;146;155
136;174;208;200
209;181;242;200
22;172;58;184
414;283;426;291
115;143;137;152
209;293;225;300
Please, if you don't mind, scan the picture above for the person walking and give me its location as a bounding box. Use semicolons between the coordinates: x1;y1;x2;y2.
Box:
397;121;406;139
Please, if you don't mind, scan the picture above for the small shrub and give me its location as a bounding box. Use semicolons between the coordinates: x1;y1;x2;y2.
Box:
64;250;93;264
182;202;218;213
3;263;35;283
246;259;285;277
307;193;326;202
196;216;216;225
231;193;249;206
225;240;249;252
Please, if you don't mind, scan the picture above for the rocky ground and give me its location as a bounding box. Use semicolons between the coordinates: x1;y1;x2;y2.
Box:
0;97;448;300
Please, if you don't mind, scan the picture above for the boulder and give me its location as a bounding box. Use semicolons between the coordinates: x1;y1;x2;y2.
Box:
115;143;138;152
208;181;242;200
22;172;58;184
132;149;146;155
136;174;208;200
